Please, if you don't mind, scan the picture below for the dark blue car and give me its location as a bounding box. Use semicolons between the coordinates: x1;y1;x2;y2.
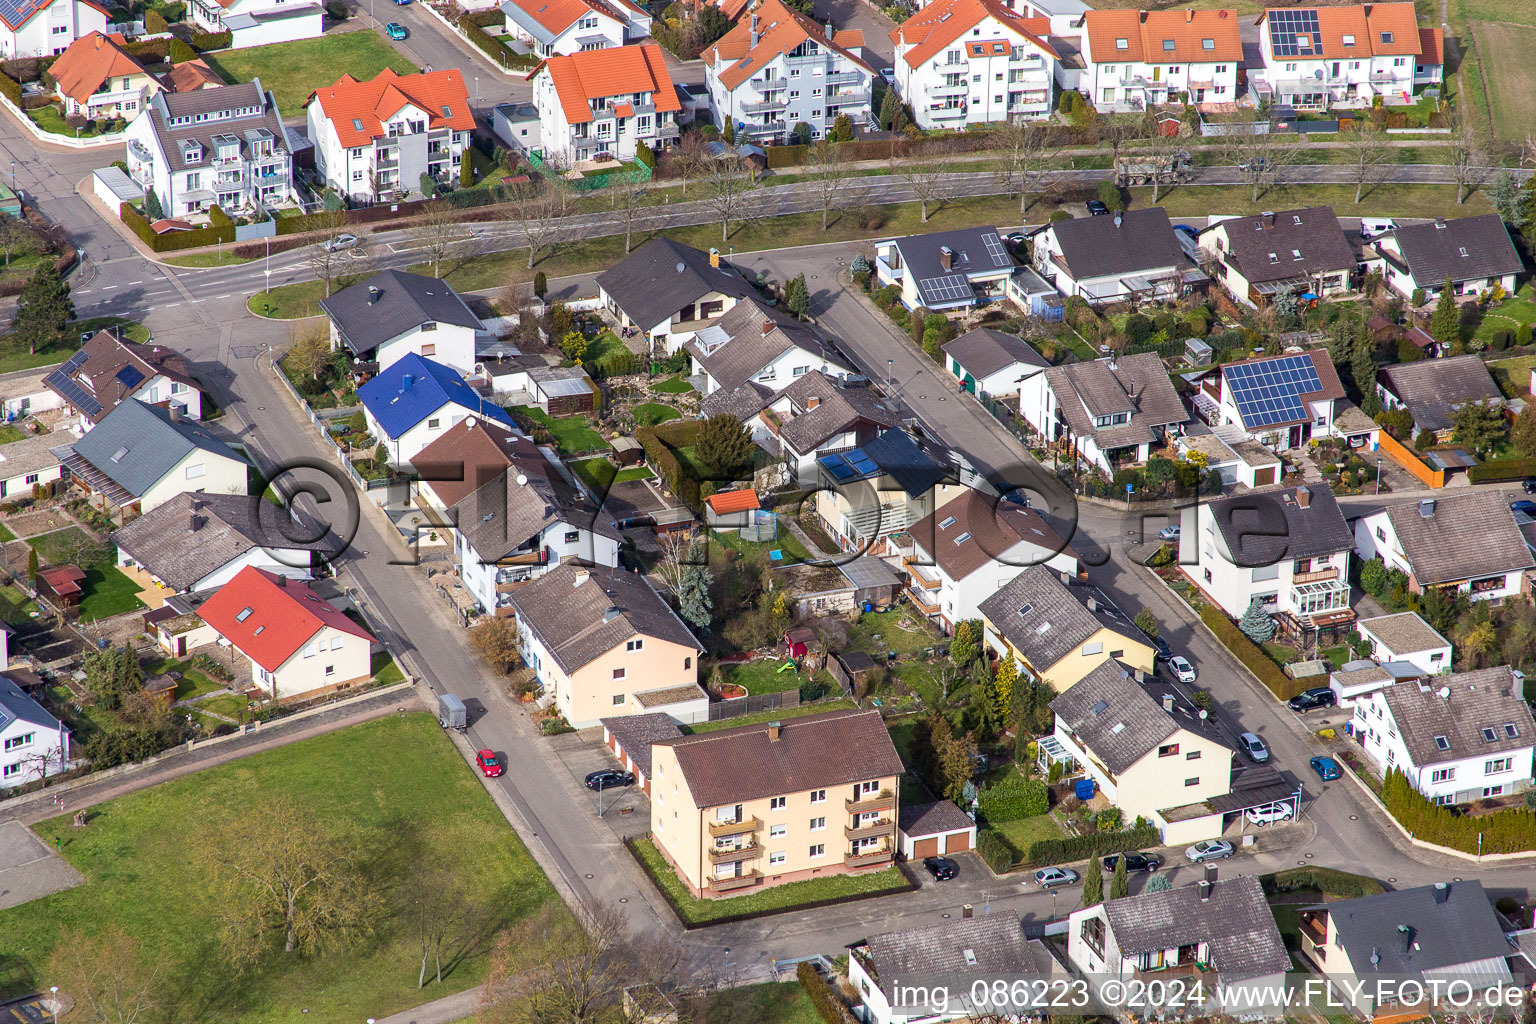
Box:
1512;500;1536;516
1310;756;1341;781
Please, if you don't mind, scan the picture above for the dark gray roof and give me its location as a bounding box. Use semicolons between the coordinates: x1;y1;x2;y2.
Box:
772;370;897;454
1380;491;1534;585
887;227;1014;307
977;564;1145;670
111;492;339;592
698;380;774;419
909;488;1071;583
318;270;482;359
70;399;238;498
861;428;954;496
1206;484;1352;566
685;298;848;393
600;711;684;776
1046;207;1188;281
594;236;756;331
1307;881;1513;975
145;81;288;175
1377;354;1503;434
451;462;617;561
1042;352;1188;451
865;915;1056;1001
1205;207;1355;285
1386;215;1524;287
506;562;700;674
1380;668;1533;767
0;673;62;734
897;799;975;838
943;327;1049;381
839;553;903;591
1050;661;1179;775
1105;875;1291;984
1356;612;1449;656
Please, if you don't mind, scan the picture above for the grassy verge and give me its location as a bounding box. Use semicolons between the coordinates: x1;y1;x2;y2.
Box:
569;458;653;491
164;250;258;268
0;316;144;374
203;33;418;115
249;281;331;319
26;525;145;621
372;651;405;685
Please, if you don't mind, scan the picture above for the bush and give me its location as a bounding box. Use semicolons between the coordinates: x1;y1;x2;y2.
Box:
976;829;1014;873
1199;604;1304;700
1467;457;1536;484
798;961;856;1024
1259;867;1385;898
0;68;21;107
1520;323;1533;347
977;775;1049;822
1096;179;1123;212
325;0;347;17
1026;823;1160;866
190;29;232;50
1048;209;1070;222
635;420;703;511
1383;769;1536;854
1410;288;1425;307
120;201;231;252
1492;328;1512;351
167;37;197;63
144;7;167;31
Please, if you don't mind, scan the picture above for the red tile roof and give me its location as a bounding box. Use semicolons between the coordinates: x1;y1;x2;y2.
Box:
706;489;761;514
534;43;680;125
1257;3;1422;59
50;31;154;105
891;0;1055;69
306;68;474;148
1084;8;1242;64
1417;25;1442;64
162;57;224;93
199;567;373;673
39;566;85;597
504;0;646;37
707;0;874;90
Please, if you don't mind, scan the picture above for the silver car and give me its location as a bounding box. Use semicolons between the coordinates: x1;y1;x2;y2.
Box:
1032;866;1079;889
1238;731;1270;763
1185;839;1234;863
1169;656;1197;684
321;233;360;252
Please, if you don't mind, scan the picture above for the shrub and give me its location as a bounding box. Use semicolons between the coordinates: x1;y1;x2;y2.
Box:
1410;287;1425;307
1199;604;1304;700
977;775;1049;822
1520;323;1533;347
325;0;347;17
1468;457;1536;484
0;69;21;107
119;201;231;252
976;829;1014;873
1048;209;1070;222
144;7;167;31
1027;823;1160;866
190;29;232;50
1259;867;1385;898
798;961;856;1024
1383;768;1536;854
167;38;197;63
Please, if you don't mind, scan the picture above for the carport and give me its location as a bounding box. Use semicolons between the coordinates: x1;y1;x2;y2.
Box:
1208;764;1304;834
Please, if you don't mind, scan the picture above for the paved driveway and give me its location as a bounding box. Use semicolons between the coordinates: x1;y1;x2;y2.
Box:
0;820;84;912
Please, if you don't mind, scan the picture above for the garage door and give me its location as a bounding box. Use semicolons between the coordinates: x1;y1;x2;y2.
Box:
911;837;940;859
1253;467;1278;486
943;831;972;853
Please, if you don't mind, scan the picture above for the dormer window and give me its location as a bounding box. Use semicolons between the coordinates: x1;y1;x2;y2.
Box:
1481;727;1497;742
1380;31;1393;43
1292;249;1303;260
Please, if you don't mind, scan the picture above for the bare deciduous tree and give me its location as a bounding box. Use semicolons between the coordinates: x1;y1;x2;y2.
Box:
701;159;758;242
303;209;352;298
1342;124;1393;203
807;139;847;230
48;925;165;1024
654;530;704;597
1134;127;1188;204
503;179;572;269
900;157;957;224
410;862;483;988
1447;111;1485;205
410;203;474;277
994;119;1057;215
605;174;650;253
282;321;333;388
671;132;710;197
1222;115;1292;202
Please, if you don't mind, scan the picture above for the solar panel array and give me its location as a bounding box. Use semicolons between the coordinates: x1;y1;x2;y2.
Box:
0;0;51;29
917;275;977;304
116;365;145;390
1268;8;1322;56
1225;354;1322;429
43;351;102;418
818;448;879;481
982;233;1011;268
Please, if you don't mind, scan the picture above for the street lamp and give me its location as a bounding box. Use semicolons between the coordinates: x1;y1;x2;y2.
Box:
49;987;59;1024
887;357;893;389
1375;454;1382;495
264;235;271;297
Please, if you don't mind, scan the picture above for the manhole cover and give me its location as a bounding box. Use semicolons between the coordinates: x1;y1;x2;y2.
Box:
918;395;927;400
1305;853;1314;859
938;396;947;402
941;913;950;919
1388;877;1396;883
619;897;628;903
584;873;594;879
1349;815;1357;820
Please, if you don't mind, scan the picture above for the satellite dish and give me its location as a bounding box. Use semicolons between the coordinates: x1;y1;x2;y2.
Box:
1198;709;1208;720
465;416;477;428
676;262;685;273
516;473;529;486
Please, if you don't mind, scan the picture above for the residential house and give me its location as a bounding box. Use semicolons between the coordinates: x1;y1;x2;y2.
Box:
1067;874;1291;1015
1353;491;1534;603
0;433;63;502
198;566;374;702
320;270;484;377
1252;3;1440;110
1296;881;1516;1018
1194;349;1347;450
187;0;322;47
903;487;1078;633
1050;660;1236;843
977;563;1155;691
501;0;651;58
530;43;681;165
1376;354;1503;442
305;68;474;203
594;236;757;356
410;415;549;523
1356;611;1450;676
125;81;295;218
1352;667;1534;804
1191;484;1355;640
1197;208;1355;307
684;297;851;398
1078;8;1242;109
1017;352;1189;473
161;58;224;93
943;326;1049;399
873;226;1016;312
506;562;705;728
850;915;1060;1024
0;675;69;788
889;0;1058;129
53;398;246;517
813;427;974;556
1174;422;1283;489
44;329;201;432
48;31;158;119
357;354;519;466
648;708;902;897
0;0;107;59
112;492;338;595
0;366;65;422
703;0;874;144
1364;214;1524;303
1031;207;1202;304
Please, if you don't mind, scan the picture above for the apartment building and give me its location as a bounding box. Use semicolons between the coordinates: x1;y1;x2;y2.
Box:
530;43;680;165
501;0;651;57
1252;3;1441;110
305;68;474;203
1078;8;1241;110
703;0;874;144
649;709;902;898
890;0;1057;128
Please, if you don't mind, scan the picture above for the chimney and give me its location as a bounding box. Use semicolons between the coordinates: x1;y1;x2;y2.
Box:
190;514;202;533
1295;485;1310;508
825;18;833;38
1059;571;1071;585
368;285;379;304
603;606;620;622
750;14;760;46
1113;212;1123;228
1397;924;1413;955
1162;693;1175;712
169;405;181;423
1419;498;1436;518
1086;595;1098;612
1185;8;1192;20
709;247;721;268
1433;882;1450;903
762;320;775;336
806;396;821;410
1434;216;1447;228
277;575;287;587
1198;879;1212;902
573;569;591;587
939;246;954;270
191;498;202;512
401;373;414;393
1204;864;1218;885
768;720;781;741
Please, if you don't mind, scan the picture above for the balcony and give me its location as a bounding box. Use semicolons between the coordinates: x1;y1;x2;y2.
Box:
743;97;788;113
708;870;762;893
902;557;942;590
709;841;761;863
708;815;761;838
825;70;865;86
845;791;894;814
376;157;400;171
929;105;968;120
655;121;680;139
739;121;788;137
926;81;969;97
1134;962;1215;984
1292;566;1339;584
845;847;894;869
756;77;788;91
500;549;550;568
906;586;940;614
845;818;894;840
826;90;870;106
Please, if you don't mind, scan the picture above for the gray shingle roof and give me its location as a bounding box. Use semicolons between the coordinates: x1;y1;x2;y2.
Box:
771;371;897;454
1377;354;1503;434
506;562;700;675
69;399;239;498
977;564;1144;670
600;711;684;776
897;799;974;838
1042;353;1188;452
909;489;1070;583
1380;668;1533;767
318;270;482;359
450;454;618;562
1206;483;1353;565
698;380;774;419
1380;490;1534;585
0;674;63;734
594;236;757;332
1046;207;1188;282
147;81;289;175
1307;880;1514;976
1104;875;1291;984
1049;661;1182;775
943;327;1049;381
887;227;1015;307
685;298;848;393
864;914;1056;1000
1386;215;1524;288
0;432;62;484
1207;207;1355;285
1356;612;1449;657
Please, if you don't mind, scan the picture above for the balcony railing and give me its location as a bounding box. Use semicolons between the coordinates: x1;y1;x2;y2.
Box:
709;841;761;863
929;106;968;120
825;70;864;86
655;122;681;139
845;847;894;869
845;791;893;814
927;82;968;97
708;870;762;893
906;586;940;613
845;819;894;840
742;98;788;113
902;557;942;590
755;78;788;91
826;90;870;106
708;815;761;838
499;550;549;568
1292;567;1339;584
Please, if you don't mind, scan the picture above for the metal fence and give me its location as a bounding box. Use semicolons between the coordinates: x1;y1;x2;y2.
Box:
526;150;653;192
270;362;390;493
706;688;802;722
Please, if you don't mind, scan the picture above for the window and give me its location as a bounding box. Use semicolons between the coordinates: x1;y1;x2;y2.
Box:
1202;37;1215;50
1486;758;1512;774
3;732;34;751
612;694;625;705
1431;768;1455;783
1185;777;1200;787
1376;526;1386;541
627;639;644;651
1434;735;1450;750
1162;39;1176;51
1115;37;1128;49
303;643;316;659
1481;727;1498;742
613;668;626;680
1082;642;1103;656
770;796;787;810
1158;743;1179;757
1186;750;1202;760
769;851;787;865
810;817;825;830
939;516;957;529
770;824;787;837
324;664;335;676
810;789;826;803
427;418;441;429
185;463;205;480
1483;785;1505;797
1380;31;1394;43
1342;34;1355;46
685;657;692;670
236;607;254;622
420;343;435;357
1504;723;1520;738
809;843;825;858
1;764;18;779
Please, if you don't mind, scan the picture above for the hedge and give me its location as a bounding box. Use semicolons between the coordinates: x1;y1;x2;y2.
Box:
191;29;232;50
233;235;311;260
977;775;1049;822
0;69;20;107
1026;822;1160;866
976;829;1013;873
123;38;170;62
1467;457;1536;483
797;961;856;1024
120;201;233;252
1383;768;1536;854
1199;604;1304;701
635;420;702;512
1259;867;1385;898
458;16;538;71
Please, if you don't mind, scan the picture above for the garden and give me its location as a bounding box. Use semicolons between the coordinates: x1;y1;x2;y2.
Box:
26;523;145;622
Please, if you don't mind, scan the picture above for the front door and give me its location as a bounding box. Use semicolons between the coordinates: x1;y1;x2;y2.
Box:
1152;66;1161;82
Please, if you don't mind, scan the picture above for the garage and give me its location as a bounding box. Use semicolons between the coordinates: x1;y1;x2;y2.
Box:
898;800;976;859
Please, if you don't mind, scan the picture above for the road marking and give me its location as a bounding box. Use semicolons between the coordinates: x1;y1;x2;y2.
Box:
101;284;117;289
76;288;92;295
213;293;233;299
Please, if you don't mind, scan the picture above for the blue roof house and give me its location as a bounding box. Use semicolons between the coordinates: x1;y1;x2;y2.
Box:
359;354;519;465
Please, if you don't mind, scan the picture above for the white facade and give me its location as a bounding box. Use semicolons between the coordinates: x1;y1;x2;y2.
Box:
0;683;70;789
307;83;470;203
1252;9;1435;110
1030;219;1187;304
1077;10;1240;109
501;0;650;57
691;342;847;397
1353;509;1525;603
1364;226;1521;302
329;319;479;378
909;540;1076;633
1016;370;1151;474
189;0;324;46
457;526;619;617
1356;615;1450;677
249;623;372;701
364;397;504;466
896;26;1056;129
1352;687;1535;805
530;58;679;165
1080;50;1237;109
0;0;106;58
140;447;248;512
1194;499;1351;624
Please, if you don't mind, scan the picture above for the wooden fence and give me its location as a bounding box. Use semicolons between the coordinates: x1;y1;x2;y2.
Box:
1374;430;1445;489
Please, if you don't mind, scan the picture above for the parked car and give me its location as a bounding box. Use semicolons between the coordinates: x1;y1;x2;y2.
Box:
1004;231;1027;249
1102;851;1164;873
392;0;411;5
1310;755;1341;781
1287;686;1337;713
1185;839;1234;863
475;750;503;777
881;67;896;84
1237;731;1270;763
1245;801;1295;826
1238;156;1269;172
1086;199;1111;216
385;21;407;38
1032;866;1079;889
1169;656;1196;684
321;233;359;252
1511;500;1536;516
1150;634;1173;662
1158;524;1180;541
1523;477;1536;495
923;856;959;881
584;769;634;790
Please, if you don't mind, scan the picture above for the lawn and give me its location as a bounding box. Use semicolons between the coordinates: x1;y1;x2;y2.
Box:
718;658;806;696
991;813;1066;864
0;714;562;1023
198;692;255;720
164;250;257;268
26;526;146;621
629;835;909;925
26;105;109;138
1487;351;1536;398
699;983;823;1024
846;609;942;659
1478;283;1536;348
145;658;227;702
1460;0;1536;25
372;651;405;685
652;375;694;394
521;407;607;456
249;281;332;320
684;699;856;734
1468;21;1536;143
632;402;680;426
569;457;653;492
705;522;812;566
204;32;418;116
0;424;26;444
0;584;38;624
0;316;144;375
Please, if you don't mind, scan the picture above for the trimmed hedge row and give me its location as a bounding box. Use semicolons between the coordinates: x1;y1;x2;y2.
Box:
0;69;21;107
120;201;234;252
190;29;232;50
976;829;1013;873
1383;768;1536;854
232;235;310;259
457;14;538;71
977;775;1049;822
1259;867;1385;898
635;419;702;512
1199;604;1304;701
797;961;857;1024
1026;823;1160;866
1467;457;1536;483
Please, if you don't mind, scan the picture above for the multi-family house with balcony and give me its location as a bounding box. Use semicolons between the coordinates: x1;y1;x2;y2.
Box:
0;0;107;58
530;43;680;165
187;0;322;48
1251;3;1440;110
502;0;650;57
1354;491;1534;604
125;81;295;218
890;0;1058;128
812;427;977;558
1077;9;1241;110
49;31;157;119
703;0;875;145
649;708;903;898
305;68;474;203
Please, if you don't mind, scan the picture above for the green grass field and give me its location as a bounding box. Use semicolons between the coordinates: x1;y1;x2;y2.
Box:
0;316;144;375
249;281;331;319
0;584;38;624
652;375;694;394
146;658;227;702
633;402;680;426
0;714;563;1022
164;250;258;268
1488;352;1536;398
521;407;607;455
991;813;1066;864
1478;283;1536;347
685;699;856;734
717;658;806;696
569;457;653;492
205;32;418;116
1468;21;1536;144
0;424;26;444
26;526;145;621
1459;0;1536;25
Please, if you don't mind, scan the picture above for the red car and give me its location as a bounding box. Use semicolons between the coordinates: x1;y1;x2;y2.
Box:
476;750;503;777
